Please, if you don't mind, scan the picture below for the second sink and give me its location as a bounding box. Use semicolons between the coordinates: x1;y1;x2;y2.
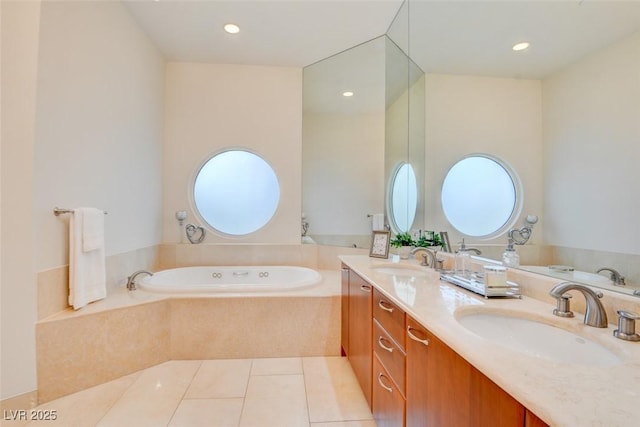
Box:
457;312;621;366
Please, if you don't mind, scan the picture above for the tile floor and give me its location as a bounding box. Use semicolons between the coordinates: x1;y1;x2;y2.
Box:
2;357;377;427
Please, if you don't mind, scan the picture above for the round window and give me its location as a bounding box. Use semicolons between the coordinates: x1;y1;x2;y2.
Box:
193;150;280;235
388;162;417;233
441;154;520;238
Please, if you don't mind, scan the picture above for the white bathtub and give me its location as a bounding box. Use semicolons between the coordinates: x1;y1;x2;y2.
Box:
139;266;322;293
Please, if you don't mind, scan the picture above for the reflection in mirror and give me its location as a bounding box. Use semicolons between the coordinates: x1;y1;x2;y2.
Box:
409;0;640;294
389;162;417;233
302;36;386;248
302;28;425;248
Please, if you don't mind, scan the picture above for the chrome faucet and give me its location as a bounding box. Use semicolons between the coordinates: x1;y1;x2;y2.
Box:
455;239;482;255
549;281;608;328
596;267;626;286
126;270;153;291
410;247;440;269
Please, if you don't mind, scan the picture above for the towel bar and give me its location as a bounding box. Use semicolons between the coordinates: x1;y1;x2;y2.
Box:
53;207;108;216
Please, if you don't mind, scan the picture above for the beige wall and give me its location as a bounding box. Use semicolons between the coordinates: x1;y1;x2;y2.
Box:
424;74;544;246
1;0;42;401
542;32;640;255
163;62;302;245
34;1;165;271
1;0;165;401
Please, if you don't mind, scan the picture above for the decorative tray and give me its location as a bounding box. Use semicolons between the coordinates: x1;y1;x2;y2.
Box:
440;271;521;299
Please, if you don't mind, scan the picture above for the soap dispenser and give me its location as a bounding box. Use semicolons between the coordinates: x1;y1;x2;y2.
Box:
502;241;520;268
455;239;471;278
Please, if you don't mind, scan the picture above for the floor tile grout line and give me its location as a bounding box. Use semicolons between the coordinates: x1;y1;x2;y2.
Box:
164;360;204;427
92;369;147;427
302;357;313;427
235;359;254;427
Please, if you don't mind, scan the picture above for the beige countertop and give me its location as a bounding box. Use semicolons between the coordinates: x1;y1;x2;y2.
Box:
339;255;640;427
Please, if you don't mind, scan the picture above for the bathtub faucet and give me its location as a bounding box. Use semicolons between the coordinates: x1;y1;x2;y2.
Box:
126;270;153;291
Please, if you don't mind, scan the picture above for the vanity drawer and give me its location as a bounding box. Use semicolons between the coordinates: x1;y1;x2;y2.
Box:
373;288;405;350
373;354;406;427
374;318;406;395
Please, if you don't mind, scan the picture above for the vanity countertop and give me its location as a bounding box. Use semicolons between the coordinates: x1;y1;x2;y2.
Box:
339;255;640;427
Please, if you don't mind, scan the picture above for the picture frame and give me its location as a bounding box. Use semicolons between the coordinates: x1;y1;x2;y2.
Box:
369;230;390;258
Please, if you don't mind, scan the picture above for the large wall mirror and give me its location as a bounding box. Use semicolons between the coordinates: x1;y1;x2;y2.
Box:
408;0;640;296
302;0;425;248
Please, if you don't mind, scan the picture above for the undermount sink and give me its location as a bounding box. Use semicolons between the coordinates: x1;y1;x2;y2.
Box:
371;263;428;277
457;312;622;366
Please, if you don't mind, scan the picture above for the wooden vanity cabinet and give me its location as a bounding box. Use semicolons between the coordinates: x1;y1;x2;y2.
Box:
341;267;550;427
525;410;550;427
347;270;373;407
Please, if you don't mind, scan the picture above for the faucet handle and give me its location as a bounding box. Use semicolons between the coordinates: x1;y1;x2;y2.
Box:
614;310;640;342
552;293;574;318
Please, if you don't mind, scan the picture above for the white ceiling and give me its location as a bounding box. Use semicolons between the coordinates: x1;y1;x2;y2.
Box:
123;0;403;68
124;0;640;79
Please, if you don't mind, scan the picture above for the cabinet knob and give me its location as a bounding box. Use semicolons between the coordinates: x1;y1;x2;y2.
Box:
360;284;372;293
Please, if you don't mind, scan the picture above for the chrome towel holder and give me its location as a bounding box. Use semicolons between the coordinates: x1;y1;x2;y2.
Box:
53;207;108;216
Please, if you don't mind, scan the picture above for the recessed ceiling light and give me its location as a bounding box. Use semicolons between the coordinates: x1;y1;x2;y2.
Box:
512;42;530;52
224;23;240;34
342;91;354;97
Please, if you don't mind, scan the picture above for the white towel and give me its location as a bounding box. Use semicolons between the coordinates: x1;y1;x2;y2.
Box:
81;207;104;252
372;213;385;231
69;208;106;310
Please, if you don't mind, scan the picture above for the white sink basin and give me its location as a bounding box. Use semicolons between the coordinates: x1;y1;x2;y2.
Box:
457;312;621;366
371;264;428;277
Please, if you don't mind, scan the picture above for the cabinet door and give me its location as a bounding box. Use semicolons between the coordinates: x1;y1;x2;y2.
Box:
405;317;430;427
469;367;525;427
407;317;472;427
341;264;349;357
525;410;550;427
348;270;373;407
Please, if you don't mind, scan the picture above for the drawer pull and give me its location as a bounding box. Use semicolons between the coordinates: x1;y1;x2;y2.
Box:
377;336;394;353
378;300;394;313
377;373;393;393
407;326;430;346
360;285;372;293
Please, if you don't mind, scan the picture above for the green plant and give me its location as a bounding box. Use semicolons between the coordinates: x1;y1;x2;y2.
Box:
390;232;415;248
415;231;443;248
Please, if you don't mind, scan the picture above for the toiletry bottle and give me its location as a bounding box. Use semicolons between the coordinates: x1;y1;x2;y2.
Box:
455;239;471;278
502;246;520;268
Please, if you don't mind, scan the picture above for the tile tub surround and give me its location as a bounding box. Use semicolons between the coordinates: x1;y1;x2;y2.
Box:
3;357;375;427
340;255;640;427
36;245;159;320
35;270;341;403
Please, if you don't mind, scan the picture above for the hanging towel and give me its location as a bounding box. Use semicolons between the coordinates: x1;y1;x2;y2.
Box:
372;213;385;231
69;208;106;310
82;207;104;252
